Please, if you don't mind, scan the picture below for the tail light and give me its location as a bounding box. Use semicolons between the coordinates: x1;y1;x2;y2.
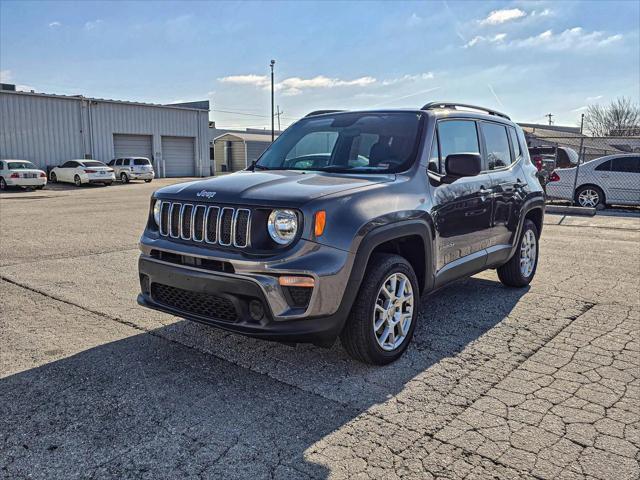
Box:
532;155;543;171
10;173;19;178
84;169;97;173
39;172;46;178
549;171;560;182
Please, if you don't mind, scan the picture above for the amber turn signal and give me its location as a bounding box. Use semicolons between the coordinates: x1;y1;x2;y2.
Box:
314;210;326;237
278;276;315;288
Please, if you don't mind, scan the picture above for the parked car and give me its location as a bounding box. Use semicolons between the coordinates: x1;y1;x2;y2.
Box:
0;159;47;190
546;154;640;208
137;102;545;365
49;160;115;187
106;157;154;183
528;146;579;188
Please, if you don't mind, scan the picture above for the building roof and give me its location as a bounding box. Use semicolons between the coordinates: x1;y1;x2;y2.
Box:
213;132;278;143
0;89;209;112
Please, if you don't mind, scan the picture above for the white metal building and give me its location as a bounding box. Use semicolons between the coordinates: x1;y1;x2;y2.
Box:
0;90;210;177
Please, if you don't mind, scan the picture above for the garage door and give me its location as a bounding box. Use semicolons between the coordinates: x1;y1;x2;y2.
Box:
113;134;153;160
162;136;195;177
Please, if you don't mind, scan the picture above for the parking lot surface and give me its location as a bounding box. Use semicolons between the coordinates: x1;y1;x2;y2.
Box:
1;179;639;479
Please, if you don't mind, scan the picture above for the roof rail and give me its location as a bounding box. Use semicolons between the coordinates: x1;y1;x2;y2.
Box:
421;102;510;120
305;109;345;117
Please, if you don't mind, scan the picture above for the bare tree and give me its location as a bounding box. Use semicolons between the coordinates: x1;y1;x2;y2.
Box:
584;97;640;136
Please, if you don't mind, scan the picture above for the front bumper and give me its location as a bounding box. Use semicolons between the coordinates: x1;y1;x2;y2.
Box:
138;255;349;344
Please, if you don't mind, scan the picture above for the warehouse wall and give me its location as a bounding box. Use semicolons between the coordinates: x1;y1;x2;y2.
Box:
0;91;209;177
0;92;84;169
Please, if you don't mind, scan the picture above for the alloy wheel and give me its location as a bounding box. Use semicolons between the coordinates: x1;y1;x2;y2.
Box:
372;272;414;351
578;189;600;208
520;229;537;278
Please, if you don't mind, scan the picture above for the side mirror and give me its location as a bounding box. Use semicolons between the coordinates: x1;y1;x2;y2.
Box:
444;153;482;179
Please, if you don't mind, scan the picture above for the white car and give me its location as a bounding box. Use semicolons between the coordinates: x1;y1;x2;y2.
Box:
106;157;155;183
0;159;47;190
50;160;115;187
546;154;640;208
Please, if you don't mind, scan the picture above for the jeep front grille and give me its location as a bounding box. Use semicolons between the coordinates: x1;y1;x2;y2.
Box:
158;201;251;248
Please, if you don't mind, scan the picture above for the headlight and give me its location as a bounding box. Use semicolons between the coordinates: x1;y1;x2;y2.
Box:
153;200;162;226
267;209;298;245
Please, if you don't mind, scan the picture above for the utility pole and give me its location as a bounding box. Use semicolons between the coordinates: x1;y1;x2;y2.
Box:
275;105;283;132
270;60;275;142
545;113;554;125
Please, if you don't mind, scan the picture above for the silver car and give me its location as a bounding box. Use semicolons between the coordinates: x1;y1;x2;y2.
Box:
546;154;640;208
107;157;155;183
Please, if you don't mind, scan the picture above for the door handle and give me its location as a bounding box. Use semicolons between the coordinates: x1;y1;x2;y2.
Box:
479;189;492;195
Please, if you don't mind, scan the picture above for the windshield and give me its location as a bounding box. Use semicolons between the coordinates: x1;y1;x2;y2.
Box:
255;112;424;173
8;161;37;170
82;161;106;167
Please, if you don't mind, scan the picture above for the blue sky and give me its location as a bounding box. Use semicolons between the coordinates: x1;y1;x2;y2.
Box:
1;0;638;129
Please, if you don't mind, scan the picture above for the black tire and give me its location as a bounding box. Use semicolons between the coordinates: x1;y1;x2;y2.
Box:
0;177;6;191
575;185;605;209
340;253;419;365
144;179;152;183
74;175;82;187
497;219;539;288
36;185;45;190
121;172;129;184
50;172;57;183
104;181;112;186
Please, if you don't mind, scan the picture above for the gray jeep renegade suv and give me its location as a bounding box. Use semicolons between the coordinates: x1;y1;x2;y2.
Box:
138;102;544;364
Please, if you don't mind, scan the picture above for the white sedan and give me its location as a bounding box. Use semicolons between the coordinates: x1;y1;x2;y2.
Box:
0;159;47;190
50;160;115;187
546;154;640;208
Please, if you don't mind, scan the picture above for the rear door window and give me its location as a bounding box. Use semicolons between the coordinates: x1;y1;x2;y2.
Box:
481;122;512;170
610;157;640;173
595;160;612;171
123;159;130;166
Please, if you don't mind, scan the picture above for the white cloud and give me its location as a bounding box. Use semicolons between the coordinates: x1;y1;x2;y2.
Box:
510;27;623;50
219;74;377;96
480;8;526;25
0;69;12;82
464;33;507;48
571;106;589;112
382;72;434;85
586;95;603;101
407;13;423;27
49;21;61;28
531;9;552;17
84;19;103;30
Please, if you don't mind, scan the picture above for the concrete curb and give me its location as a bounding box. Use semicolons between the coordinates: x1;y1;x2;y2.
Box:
545;205;596;216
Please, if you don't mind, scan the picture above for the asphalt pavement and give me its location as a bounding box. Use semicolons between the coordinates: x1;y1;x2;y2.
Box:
1;179;638;479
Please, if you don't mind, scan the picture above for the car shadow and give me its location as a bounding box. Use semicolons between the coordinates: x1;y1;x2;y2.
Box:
0;277;529;479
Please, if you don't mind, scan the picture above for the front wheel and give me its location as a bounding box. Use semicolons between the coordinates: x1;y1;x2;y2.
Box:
74;175;82;187
120;173;129;184
497;219;539;287
144;179;152;183
340;253;419;365
50;172;57;183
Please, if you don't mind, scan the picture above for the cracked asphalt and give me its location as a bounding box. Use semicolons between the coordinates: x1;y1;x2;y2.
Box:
1;180;639;479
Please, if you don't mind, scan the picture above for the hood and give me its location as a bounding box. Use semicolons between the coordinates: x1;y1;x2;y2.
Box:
155;170;395;206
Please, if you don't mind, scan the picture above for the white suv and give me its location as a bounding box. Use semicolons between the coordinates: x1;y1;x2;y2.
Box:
107;157;155;183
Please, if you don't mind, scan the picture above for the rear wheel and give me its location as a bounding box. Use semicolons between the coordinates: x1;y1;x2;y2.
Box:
498;219;539;287
575;185;604;209
144;179;152;183
74;175;82;187
50;172;57;183
36;185;45;190
121;172;129;184
340;253;419;365
0;177;6;191
104;181;113;186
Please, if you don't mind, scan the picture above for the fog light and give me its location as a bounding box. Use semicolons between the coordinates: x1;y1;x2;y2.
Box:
249;300;264;321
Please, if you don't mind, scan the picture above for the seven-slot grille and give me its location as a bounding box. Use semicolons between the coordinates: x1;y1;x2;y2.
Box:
158;201;251;248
